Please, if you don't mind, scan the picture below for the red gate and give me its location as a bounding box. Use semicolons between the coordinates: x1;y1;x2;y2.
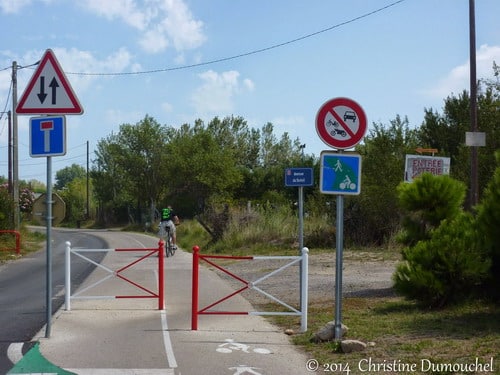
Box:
191;245;308;331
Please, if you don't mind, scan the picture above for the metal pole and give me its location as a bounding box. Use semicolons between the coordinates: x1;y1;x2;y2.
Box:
8;111;12;196
12;62;19;231
300;247;309;333
158;240;165;310
298;186;304;309
191;246;200;330
469;0;479;208
334;194;344;341
65;241;71;311
45;156;53;338
298;186;304;250
86;140;90;218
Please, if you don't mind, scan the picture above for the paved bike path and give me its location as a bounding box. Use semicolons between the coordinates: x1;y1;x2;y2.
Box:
9;231;310;374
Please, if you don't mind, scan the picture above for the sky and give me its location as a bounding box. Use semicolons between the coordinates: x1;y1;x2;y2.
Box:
0;0;499;184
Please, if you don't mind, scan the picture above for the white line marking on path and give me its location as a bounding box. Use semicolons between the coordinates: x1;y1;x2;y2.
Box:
161;310;178;369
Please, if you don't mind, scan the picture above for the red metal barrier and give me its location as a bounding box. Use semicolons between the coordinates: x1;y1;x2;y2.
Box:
0;230;21;255
191;245;308;331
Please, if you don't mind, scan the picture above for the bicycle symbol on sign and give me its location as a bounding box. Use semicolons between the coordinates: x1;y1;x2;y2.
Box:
339;175;356;190
216;339;271;354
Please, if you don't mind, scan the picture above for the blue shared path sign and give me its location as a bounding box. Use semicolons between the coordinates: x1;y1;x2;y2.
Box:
285;168;314;187
30;115;66;157
320;152;362;195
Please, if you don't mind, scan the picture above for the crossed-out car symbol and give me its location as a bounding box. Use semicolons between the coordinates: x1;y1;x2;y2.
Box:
343;111;356;122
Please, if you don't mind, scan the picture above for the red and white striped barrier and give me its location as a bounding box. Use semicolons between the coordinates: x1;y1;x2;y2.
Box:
191;246;308;332
64;240;165;310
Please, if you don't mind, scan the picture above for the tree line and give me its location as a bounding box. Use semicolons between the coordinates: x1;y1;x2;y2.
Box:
3;68;497;249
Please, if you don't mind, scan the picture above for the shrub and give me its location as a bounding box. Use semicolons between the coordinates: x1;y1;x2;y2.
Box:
0;185;14;230
396;173;466;247
476;150;500;301
393;212;490;307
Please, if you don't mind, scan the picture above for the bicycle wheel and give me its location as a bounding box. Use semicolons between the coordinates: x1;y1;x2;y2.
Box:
164;228;172;257
166;235;175;257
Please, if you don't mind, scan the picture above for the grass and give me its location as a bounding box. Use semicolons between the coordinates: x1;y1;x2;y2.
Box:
272;297;500;375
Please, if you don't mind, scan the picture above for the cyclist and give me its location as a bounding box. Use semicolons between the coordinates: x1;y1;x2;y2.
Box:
160;205;179;250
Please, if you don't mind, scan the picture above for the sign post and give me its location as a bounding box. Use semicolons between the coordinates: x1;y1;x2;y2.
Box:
316;97;367;341
285;168;314;250
16;49;83;338
285;167;313;310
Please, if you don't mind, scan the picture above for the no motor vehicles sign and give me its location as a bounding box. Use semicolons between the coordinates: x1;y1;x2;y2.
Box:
315;97;367;150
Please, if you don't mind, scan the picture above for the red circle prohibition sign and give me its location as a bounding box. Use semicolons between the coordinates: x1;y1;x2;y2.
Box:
315;97;367;149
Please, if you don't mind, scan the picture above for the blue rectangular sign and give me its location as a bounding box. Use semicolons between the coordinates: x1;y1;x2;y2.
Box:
320;152;362;195
285;167;314;187
30;115;66;157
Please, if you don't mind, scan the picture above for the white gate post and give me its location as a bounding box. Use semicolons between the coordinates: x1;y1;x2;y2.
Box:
300;247;309;332
65;241;71;311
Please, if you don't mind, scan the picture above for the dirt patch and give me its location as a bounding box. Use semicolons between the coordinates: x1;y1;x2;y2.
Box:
216;251;399;308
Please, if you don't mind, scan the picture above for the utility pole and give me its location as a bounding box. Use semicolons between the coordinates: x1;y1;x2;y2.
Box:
12;61;20;230
86;140;90;219
8;111;12;195
469;0;478;209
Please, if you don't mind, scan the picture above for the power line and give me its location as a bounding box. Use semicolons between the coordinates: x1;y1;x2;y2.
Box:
35;0;406;77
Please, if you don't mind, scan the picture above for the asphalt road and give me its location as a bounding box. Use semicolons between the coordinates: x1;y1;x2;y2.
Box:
0;228;106;374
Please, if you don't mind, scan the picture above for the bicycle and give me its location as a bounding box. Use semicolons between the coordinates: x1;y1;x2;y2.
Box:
158;222;176;257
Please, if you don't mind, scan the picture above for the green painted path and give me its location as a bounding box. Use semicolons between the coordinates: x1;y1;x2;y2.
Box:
7;342;75;375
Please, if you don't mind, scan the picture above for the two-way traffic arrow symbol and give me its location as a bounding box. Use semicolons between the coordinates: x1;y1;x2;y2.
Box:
37;76;59;105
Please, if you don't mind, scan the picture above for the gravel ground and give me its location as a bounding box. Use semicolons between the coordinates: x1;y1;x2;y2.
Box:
215;250;399;309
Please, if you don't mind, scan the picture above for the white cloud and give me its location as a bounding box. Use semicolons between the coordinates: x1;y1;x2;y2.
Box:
424;44;500;99
80;0;148;30
0;0;35;14
81;0;206;54
191;70;254;115
158;0;206;51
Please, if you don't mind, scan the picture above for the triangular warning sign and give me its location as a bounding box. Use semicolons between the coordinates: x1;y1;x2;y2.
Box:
16;49;83;115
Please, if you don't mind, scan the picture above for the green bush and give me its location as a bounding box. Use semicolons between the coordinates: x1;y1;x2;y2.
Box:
393;173;490;307
393;212;490;307
396;173;466;246
0;186;14;230
476;151;500;300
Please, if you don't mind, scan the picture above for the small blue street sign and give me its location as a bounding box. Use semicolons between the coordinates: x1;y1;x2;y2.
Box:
30;115;66;157
320;151;362;195
285;167;314;187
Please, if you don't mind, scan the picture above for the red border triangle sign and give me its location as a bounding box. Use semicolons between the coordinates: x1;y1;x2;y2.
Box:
16;49;83;115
